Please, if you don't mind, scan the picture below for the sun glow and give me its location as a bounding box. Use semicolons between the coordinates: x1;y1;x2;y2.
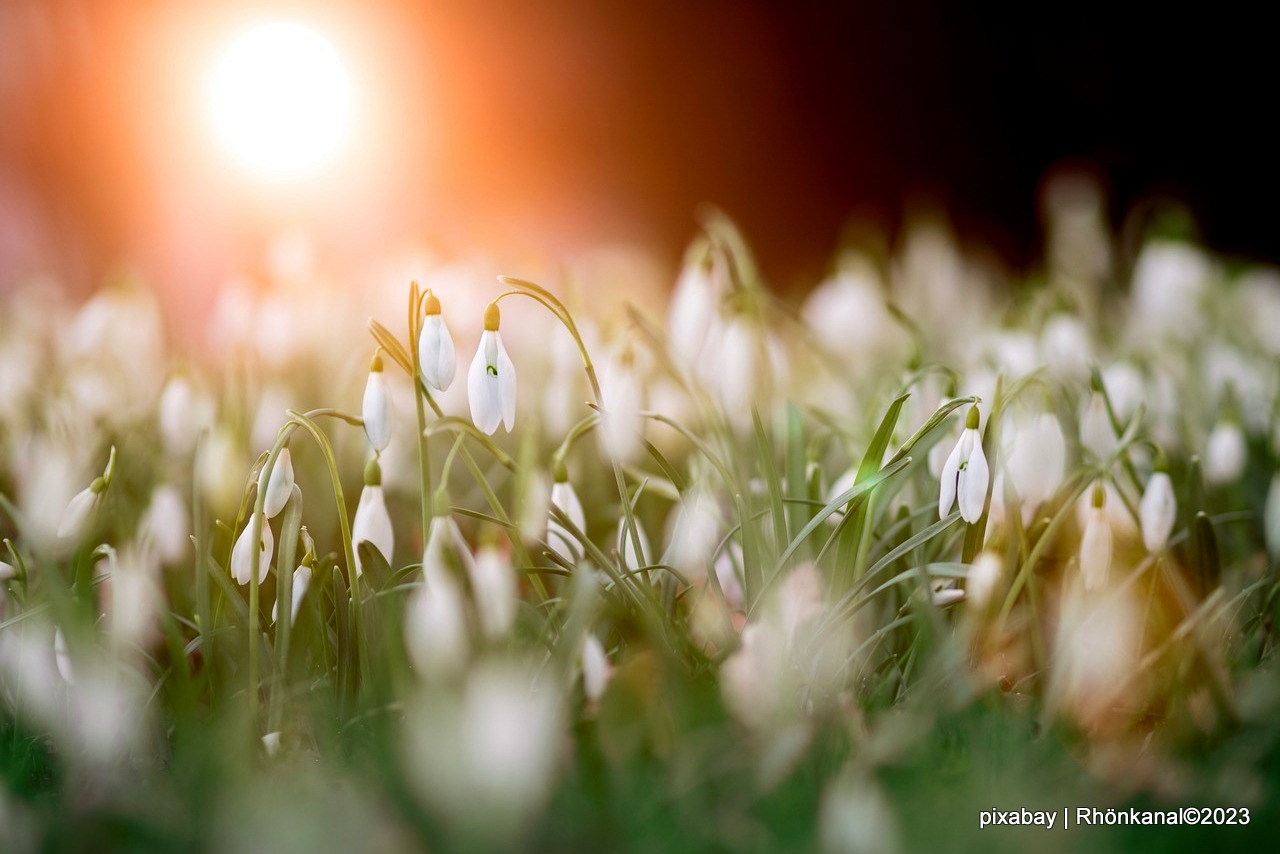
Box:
208;22;354;181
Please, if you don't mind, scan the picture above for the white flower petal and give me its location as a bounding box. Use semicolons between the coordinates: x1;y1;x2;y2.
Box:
1080;508;1112;590
231;517;274;586
496;332;517;432
418;314;458;392
468;331;503;435
260;448;294;519
938;435;963;519
352;485;395;576
958;434;990;524
1139;472;1176;553
362;370;391;451
57;487;99;541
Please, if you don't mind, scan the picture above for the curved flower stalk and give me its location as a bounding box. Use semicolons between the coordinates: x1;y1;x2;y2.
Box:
1080;484;1112;591
468;303;516;435
259;446;294;519
1139;469;1176;553
938;406;989;524
417;291;457;392
351;458;394;577
362;352;392;452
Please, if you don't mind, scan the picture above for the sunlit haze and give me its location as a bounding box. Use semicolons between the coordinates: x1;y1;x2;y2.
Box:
208;22;354;181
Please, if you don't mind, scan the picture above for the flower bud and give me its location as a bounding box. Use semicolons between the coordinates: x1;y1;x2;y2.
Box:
259;447;294;519
1139;471;1176;553
363;353;392;452
418;292;458;392
231;517;273;586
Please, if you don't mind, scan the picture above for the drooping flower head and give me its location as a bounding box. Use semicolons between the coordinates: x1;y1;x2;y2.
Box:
939;405;990;524
1139;466;1177;553
259;446;294;519
363;351;392;452
1080;483;1112;591
418;290;457;393
352;457;394;577
468;303;516;435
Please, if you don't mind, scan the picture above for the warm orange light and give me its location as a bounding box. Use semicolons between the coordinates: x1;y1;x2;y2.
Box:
208;22;354;182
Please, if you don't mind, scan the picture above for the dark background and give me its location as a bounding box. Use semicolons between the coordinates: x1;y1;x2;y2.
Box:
0;0;1275;294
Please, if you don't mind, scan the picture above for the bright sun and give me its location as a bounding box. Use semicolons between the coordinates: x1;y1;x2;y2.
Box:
209;22;354;181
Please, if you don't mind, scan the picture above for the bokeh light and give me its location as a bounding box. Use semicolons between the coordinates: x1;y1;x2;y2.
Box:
208;22;354;181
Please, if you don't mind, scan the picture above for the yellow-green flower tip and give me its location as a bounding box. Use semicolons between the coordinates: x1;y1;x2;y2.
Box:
483;302;501;332
424;291;441;316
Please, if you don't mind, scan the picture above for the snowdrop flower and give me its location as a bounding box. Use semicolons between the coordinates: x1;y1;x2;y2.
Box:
1079;391;1118;461
1139;469;1177;553
1204;420;1246;485
667;241;719;368
801;259;904;366
259;447;294;519
1039;313;1092;380
402;660;564;847
57;477;105;541
362;352;392;452
667;486;720;581
404;575;469;678
231;516;273;585
273;564;312;626
468;303;516;435
1004;412;1066;523
157;373;209;457
0;561;14;582
713;314;766;417
1080;485;1112;591
599;346;644;462
582;633;611;704
351;459;394;576
938;406;989;524
469;543;517;639
418;291;457;392
966;551;1002;612
138;484;189;565
1128;239;1210;342
56;448;115;542
547;467;587;563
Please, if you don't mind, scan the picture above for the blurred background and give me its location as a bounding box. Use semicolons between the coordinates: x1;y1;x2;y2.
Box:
1;0;1276;312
